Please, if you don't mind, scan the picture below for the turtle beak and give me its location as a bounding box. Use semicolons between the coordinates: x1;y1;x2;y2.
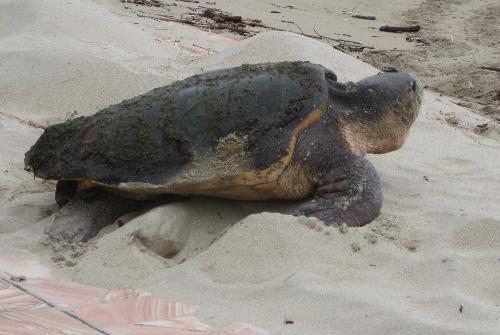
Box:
392;72;423;127
409;73;424;106
359;71;423;127
24;149;34;172
394;70;423;100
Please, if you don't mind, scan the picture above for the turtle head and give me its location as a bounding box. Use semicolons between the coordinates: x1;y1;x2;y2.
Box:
335;70;423;154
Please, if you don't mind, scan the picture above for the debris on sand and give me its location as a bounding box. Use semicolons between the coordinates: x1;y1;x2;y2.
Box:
380;25;421;33
351;14;376;20
129;5;373;52
480;66;500;73
121;0;161;7
406;34;430;46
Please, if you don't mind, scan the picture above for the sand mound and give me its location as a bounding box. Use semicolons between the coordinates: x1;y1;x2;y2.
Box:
200;31;377;82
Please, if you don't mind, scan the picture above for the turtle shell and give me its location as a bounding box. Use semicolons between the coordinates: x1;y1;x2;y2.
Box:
25;61;334;199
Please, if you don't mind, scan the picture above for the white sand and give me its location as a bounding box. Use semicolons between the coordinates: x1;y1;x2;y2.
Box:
1;0;499;334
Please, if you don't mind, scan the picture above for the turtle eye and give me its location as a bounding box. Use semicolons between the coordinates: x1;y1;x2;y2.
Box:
411;80;417;92
325;71;337;82
383;66;399;73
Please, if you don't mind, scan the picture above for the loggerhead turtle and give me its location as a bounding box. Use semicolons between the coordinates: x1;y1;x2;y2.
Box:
25;61;422;227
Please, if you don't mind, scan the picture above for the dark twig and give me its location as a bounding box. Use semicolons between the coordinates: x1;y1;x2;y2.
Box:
380;25;421;33
480;66;500;73
312;27;364;45
192;43;218;53
351;14;376;20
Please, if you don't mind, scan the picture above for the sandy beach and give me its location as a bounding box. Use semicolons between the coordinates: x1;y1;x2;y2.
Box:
1;0;499;334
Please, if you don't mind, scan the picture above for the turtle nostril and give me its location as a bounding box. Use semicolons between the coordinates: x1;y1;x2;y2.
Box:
411;80;417;93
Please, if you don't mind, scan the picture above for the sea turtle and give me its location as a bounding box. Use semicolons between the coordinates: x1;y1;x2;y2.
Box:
25;61;422;227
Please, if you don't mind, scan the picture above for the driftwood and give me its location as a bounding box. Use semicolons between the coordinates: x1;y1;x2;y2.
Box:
480;66;500;73
351;14;376;20
202;8;241;23
380;25;421;33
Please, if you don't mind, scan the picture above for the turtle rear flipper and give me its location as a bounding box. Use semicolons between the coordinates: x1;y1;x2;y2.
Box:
46;189;142;243
293;157;382;227
55;180;78;207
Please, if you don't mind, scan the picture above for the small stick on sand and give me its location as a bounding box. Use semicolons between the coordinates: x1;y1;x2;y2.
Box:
121;0;161;6
272;3;296;9
192;43;218;53
380;25;421;33
311;27;373;52
351;14;376;20
312;27;374;50
480;66;500;73
312;27;362;45
137;13;198;25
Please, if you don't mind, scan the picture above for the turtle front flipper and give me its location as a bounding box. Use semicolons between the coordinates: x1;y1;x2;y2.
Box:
293;157;382;227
